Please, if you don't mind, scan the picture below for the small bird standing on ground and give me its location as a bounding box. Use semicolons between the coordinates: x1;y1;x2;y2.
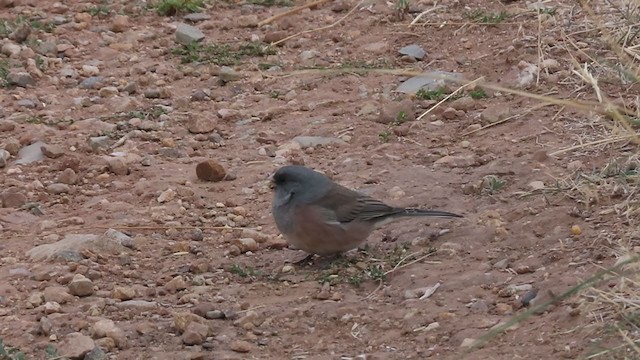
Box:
270;165;463;258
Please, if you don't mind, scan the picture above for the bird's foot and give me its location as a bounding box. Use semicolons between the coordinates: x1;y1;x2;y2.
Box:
286;253;316;266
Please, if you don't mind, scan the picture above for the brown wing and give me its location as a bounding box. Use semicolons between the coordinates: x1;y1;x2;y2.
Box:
313;184;399;223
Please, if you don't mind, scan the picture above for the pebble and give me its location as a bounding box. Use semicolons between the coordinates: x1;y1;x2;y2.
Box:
99;86;119;97
157;188;176;203
481;105;511;123
188;117;216;134
230;339;252;353
182;322;209;345
107;157;129;175
41;144;65;158
68;274;94;297
460;338;477;348
43;286;74;304
165;275;188;292
8;71;35;87
231;238;258;253
81;65;100;77
80;76;105;89
44;301;62;314
91;319;127;349
377;99;415;124
0;150;9;168
1;190;26;208
173;312;208;333
112;286;136;301
47;183;71;194
111;15;129;33
434;155;477;168
58;332;96;359
89;136;111;151
175;23;205;45
218;66;241;82
195;160;226;181
58;168;78;185
398;44;426;60
528;181;545;191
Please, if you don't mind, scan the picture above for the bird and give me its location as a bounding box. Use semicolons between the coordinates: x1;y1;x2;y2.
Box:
270;165;463;258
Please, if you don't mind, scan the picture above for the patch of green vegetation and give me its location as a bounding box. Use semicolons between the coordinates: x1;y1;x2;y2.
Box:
229;264;265;278
464;10;509;24
538;7;556;15
29;19;56;33
238;42;277;57
0;338;26;360
269;90;282;99
481;175;506;195
0;19;10;37
416;86;450;101
0;17;56;38
35;55;45;72
26;116;46;124
172;41;276;65
247;0;293;6
88;5;111;17
44;344;59;359
365;264;385;282
154;0;204;16
378;130;393;143
128;106;167;120
0;60;10;88
395;0;410;20
468;88;487;99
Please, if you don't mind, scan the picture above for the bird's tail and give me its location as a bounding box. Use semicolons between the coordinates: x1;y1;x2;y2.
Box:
398;208;463;218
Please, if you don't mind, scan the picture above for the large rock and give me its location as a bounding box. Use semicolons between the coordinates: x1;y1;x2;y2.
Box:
175;23;204;45
26;229;133;261
58;332;95;359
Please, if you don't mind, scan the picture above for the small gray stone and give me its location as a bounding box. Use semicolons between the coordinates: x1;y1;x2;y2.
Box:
493;258;509;269
68;274;94;297
398;44;426;60
0;149;9;168
58;168;78;185
184;13;211;22
396;70;463;94
144;88;161;98
58;332;95;359
8;71;35;87
99;86;119;97
47;183;70;194
79;76;104;89
1;43;21;57
175;23;205;45
83;347;107;360
15;140;45;164
88;136;110;151
218;66;241;82
36;41;57;55
41;144;65;158
115;300;158;310
16;99;36;108
481;105;511;124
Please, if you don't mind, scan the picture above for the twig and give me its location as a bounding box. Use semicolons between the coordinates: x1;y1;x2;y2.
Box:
408;5;446;26
258;0;333;27
550;133;640;156
416;77;482;121
270;0;365;46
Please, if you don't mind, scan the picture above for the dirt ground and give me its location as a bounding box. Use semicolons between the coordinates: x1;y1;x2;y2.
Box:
0;0;639;359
